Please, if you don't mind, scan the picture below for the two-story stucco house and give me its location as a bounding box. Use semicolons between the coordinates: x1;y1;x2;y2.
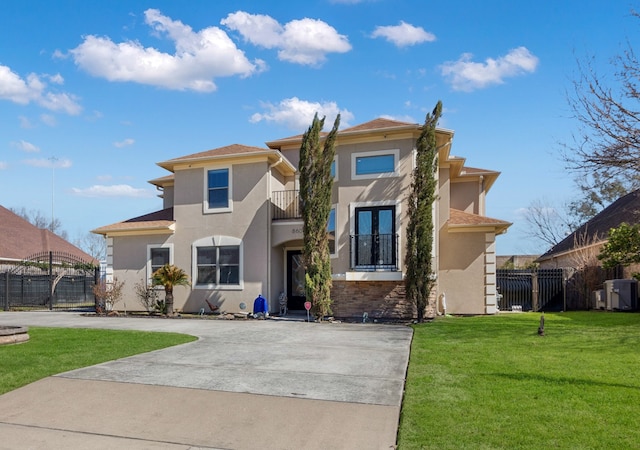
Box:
93;118;510;319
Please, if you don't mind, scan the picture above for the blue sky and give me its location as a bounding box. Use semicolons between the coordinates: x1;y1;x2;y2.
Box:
0;0;637;255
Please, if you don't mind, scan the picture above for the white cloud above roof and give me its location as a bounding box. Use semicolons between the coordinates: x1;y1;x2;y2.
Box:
0;64;81;114
114;138;135;148
71;184;153;198
11;140;40;153
222;11;351;66
440;46;539;92
250;97;354;130
371;21;436;47
70;9;259;92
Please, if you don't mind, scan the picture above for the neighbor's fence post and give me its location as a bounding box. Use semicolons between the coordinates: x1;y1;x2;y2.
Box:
531;270;539;312
3;272;9;311
48;251;53;310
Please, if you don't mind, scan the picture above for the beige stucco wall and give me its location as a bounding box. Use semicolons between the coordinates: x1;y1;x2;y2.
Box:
450;181;480;214
110;160;276;314
330;137;414;276
161;186;174;209
438;230;490;315
110;235;174;311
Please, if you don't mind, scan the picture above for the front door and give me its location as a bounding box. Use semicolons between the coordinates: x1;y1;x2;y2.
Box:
286;250;306;310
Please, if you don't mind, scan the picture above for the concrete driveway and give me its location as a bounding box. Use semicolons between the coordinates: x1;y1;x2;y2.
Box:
0;312;413;449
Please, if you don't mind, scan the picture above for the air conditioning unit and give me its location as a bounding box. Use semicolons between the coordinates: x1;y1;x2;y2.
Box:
592;289;606;310
603;280;638;311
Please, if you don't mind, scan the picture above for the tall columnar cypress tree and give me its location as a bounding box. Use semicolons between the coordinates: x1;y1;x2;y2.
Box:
405;101;442;322
299;113;340;319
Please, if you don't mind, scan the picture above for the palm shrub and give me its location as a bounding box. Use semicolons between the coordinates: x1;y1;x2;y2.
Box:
151;264;190;315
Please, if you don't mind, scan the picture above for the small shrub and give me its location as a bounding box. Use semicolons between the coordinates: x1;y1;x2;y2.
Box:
92;278;125;313
134;281;160;313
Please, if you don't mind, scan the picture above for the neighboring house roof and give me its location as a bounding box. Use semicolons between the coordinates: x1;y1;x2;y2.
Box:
448;209;511;235
0;205;97;263
92;208;175;236
156;144;296;175
538;189;640;261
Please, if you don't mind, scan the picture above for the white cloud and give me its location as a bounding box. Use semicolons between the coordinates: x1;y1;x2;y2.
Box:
70;9;258;92
0;64;81;114
96;174;113;182
19;116;34;128
47;73;64;85
222;12;351;66
71;184;153;198
114;138;135;148
250;97;354;131
11;140;40;153
371;21;436;47
23;157;72;169
440;46;539;92
40;114;57;126
0;162;7;170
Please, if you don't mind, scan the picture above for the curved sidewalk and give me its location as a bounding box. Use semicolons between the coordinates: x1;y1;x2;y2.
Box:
0;312;413;449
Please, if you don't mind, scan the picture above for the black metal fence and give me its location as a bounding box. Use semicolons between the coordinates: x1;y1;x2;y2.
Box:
497;268;565;312
350;234;399;271
1;251;99;311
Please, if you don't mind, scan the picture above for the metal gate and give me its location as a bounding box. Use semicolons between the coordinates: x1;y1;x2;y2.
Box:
1;251;99;311
496;268;565;312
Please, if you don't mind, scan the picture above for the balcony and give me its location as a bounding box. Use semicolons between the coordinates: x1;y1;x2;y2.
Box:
272;190;301;220
350;233;399;271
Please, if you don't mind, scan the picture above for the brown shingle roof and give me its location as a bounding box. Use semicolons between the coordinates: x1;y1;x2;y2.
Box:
0;205;98;263
92;208;175;235
448;209;511;234
539;189;640;260
340;118;417;133
157;144;295;174
163;144;268;163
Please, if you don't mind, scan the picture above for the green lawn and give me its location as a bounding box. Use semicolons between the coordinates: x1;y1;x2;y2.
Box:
398;312;640;449
0;327;196;395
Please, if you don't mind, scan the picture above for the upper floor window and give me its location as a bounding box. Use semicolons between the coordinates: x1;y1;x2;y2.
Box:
203;167;232;213
328;206;336;256
208;168;229;208
351;149;399;180
330;156;338;181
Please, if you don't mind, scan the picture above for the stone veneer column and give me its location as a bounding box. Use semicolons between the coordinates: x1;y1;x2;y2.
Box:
484;233;498;314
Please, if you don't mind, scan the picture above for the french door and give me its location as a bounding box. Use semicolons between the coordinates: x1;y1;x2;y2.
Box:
355;206;395;268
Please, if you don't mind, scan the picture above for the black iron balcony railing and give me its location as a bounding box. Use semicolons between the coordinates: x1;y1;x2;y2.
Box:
272;190;301;220
350;233;399;271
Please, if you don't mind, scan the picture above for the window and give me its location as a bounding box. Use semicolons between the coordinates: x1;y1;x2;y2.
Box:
197;246;239;286
330;156;338;181
147;244;173;280
328;207;336;255
351;149;399;180
354;205;396;268
193;236;242;289
205;167;231;212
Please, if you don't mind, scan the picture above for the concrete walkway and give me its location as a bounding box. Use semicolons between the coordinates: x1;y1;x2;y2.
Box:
0;312;413;449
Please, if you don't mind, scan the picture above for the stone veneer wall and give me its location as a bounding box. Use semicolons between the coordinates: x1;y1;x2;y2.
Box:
331;280;418;321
